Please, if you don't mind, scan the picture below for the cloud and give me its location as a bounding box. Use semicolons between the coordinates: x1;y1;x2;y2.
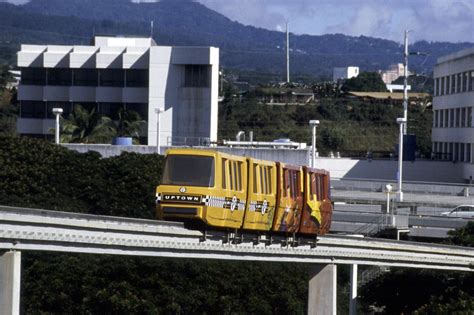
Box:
198;0;474;43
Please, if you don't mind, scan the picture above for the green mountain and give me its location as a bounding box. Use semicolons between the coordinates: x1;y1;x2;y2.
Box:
0;0;472;79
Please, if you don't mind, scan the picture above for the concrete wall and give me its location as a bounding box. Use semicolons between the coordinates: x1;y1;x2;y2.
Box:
61;144;470;183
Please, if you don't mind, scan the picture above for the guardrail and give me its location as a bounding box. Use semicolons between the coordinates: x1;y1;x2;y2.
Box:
0;205;472;271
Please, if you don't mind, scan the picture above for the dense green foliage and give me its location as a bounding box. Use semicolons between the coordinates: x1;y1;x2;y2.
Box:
219;93;433;157
359;222;474;314
342;72;387;92
0;0;472;77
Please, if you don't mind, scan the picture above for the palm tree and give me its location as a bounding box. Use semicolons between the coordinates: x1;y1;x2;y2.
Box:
60;104;116;144
114;107;145;139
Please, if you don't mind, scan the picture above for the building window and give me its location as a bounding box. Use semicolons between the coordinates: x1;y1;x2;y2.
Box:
98;102;122;120
434;78;439;96
450;108;455;127
461;108;466;127
444;109;449;127
126;103;148;120
20;101;46;118
434;110;438;127
46;102;72;119
73;69;98;86
467;144;471;163
470;71;474;91
440;77;445;95
457;73;462;93
21;67;46;85
468;107;473;127
125;69;148;87
463;72;469;92
184;65;210;88
439;110;443;128
456;108;461;127
99;69;125;87
450;74;456;94
47;68;72;86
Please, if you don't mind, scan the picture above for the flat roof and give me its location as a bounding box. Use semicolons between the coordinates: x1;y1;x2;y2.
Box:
348;91;430;100
437;47;474;64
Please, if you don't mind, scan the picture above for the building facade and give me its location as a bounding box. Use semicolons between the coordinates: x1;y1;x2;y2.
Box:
379;63;404;84
431;47;474;181
17;36;220;146
332;66;359;82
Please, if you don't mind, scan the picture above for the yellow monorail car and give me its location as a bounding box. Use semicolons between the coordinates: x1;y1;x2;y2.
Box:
156;148;333;235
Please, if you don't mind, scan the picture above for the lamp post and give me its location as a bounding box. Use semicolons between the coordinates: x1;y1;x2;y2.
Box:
385;184;393;214
155;107;165;154
309;120;320;167
396;117;406;202
52;108;63;144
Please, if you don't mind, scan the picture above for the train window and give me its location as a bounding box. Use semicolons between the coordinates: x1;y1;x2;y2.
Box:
237;161;242;190
229;161;235;190
266;166;272;194
253;164;258;194
161;155;215;187
260;166;265;194
309;173;316;200
289;170;296;199
222;159;227;189
283;169;289;197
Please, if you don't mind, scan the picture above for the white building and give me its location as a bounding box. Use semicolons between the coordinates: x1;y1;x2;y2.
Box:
379;63;406;84
431;47;474;181
332;66;359;82
16;35;220;146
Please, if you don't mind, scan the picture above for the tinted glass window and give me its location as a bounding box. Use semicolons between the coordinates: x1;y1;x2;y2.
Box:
126;69;148;87
161;155;214;187
48;68;72;86
21;67;46;85
74;69;98;86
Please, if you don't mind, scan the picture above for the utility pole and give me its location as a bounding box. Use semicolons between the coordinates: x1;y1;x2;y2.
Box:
403;30;410;135
286;21;290;83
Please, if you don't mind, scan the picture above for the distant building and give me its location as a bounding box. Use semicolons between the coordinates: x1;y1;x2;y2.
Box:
16;35;219;146
333;66;359;82
379;63;407;84
7;70;21;89
431;47;474;181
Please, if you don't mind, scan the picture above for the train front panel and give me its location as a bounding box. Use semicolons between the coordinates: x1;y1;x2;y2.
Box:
156;149;247;229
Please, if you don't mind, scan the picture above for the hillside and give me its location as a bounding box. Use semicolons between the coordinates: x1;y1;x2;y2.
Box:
0;0;472;79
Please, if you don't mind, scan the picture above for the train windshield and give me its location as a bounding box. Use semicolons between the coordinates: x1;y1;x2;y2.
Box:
161;155;215;187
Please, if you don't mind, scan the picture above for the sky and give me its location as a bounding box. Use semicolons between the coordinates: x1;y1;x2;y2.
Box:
4;0;474;43
198;0;474;43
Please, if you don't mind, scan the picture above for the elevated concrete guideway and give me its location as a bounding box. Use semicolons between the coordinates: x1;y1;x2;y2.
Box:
0;205;472;315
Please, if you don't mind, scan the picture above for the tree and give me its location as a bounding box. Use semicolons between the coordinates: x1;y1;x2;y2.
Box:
114;108;145;140
342;72;387;92
60;104;116;144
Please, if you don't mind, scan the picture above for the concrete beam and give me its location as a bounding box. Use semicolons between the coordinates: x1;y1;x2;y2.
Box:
308;264;337;315
349;264;358;315
0;251;21;315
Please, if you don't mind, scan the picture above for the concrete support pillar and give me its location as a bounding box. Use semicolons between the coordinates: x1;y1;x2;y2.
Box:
349;264;358;315
0;251;21;315
308;264;337;315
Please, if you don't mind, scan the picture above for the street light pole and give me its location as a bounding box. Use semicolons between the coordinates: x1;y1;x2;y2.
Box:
52;108;63;144
155;107;165;154
403;30;410;135
309;120;320;167
397;117;406;202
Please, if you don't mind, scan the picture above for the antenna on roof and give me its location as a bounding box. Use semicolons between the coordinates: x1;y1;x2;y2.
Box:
150;20;154;39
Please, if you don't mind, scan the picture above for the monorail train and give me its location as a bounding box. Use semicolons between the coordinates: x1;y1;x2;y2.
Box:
156;148;333;235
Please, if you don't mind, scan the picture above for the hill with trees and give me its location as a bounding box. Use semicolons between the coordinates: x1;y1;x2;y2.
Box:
0;0;472;79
